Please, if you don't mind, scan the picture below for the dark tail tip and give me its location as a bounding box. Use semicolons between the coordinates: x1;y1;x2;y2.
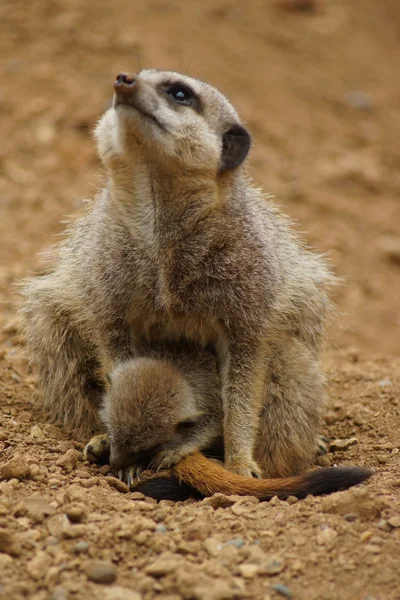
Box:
135;477;202;501
296;466;373;499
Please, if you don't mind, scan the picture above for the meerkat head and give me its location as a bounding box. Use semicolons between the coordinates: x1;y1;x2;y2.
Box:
95;69;251;176
100;357;204;471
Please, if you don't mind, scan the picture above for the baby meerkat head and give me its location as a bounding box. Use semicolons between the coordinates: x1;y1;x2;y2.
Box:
95;69;251;175
100;357;204;471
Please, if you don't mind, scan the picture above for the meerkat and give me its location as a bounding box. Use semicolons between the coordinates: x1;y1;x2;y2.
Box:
22;69;336;478
83;353;372;501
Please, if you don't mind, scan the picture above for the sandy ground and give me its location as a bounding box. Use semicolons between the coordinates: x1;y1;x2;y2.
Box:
0;0;400;599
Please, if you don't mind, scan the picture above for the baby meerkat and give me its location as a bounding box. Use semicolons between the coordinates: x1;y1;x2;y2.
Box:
23;69;335;478
84;353;372;501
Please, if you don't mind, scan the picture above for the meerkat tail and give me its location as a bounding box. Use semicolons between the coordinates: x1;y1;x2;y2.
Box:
134;452;373;501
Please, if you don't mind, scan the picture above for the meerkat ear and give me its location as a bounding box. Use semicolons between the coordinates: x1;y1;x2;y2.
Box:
220;124;251;171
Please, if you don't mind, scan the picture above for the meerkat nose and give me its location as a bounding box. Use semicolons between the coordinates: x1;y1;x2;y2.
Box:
114;72;137;94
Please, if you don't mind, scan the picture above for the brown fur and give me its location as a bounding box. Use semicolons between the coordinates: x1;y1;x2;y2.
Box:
21;69;334;477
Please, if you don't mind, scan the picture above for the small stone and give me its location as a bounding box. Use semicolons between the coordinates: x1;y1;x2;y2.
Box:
145;554;180;576
330;438;358;451
388;516;400;528
316;455;332;467
0;530;20;556
104;587;141;600
0;456;30;480
378;379;393;387
316;526;337;546
14;497;56;523
201;493;238;509
99;465;111;475
263;557;285;575
73;541;89;554
63;524;87;539
84;560;117;584
239;563;258;578
155;524;167;533
377;519;391;532
224;538;245;549
51;587;68;600
204;538;221;557
271;583;292;598
47;514;71;538
360;531;373;543
378;235;400;265
0;553;13;568
56;449;80;469
343;90;374;112
30;425;45;440
27;551;52;580
343;513;358;522
285;496;298;505
105;476;129;493
322;488;382;521
64;503;87;523
81;477;100;488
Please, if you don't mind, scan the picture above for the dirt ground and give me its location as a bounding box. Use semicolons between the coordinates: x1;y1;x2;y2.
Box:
1;0;400;599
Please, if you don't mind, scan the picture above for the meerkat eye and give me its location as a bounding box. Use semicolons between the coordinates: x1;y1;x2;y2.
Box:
167;86;193;106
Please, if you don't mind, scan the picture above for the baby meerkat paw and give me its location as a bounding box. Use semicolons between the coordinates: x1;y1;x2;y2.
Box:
83;433;111;464
225;457;262;479
316;434;330;456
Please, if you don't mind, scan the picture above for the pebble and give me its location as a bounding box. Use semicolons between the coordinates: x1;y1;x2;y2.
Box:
343;90;374;111
262;557;285;575
377;235;400;265
330;438;358;451
73;540;89;554
204;538;222;557
64;503;87;523
201;494;238;509
0;530;20;556
0;456;30;480
63;524;87;539
239;563;258;578
155;524;168;534
51;587;68;600
316;526;337;546
224;538;245;549
14;497;56;523
26;551;52;580
271;583;292;598
322;488;382;521
145;554;181;576
47;514;71;538
30;425;45;440
105;476;129;493
103;587;141;600
84;560;117;584
377;519;391;532
56;449;80;469
388;516;400;528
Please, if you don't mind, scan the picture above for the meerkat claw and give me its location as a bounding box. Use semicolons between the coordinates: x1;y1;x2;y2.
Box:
316;434;330;456
118;469;124;481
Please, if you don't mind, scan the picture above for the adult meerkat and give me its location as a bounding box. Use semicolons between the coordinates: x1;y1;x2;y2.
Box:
84;353;371;501
23;69;334;478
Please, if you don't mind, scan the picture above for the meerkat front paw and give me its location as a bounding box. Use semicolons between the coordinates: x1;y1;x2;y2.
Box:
83;433;111;464
316;434;330;456
225;457;262;479
147;448;186;471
